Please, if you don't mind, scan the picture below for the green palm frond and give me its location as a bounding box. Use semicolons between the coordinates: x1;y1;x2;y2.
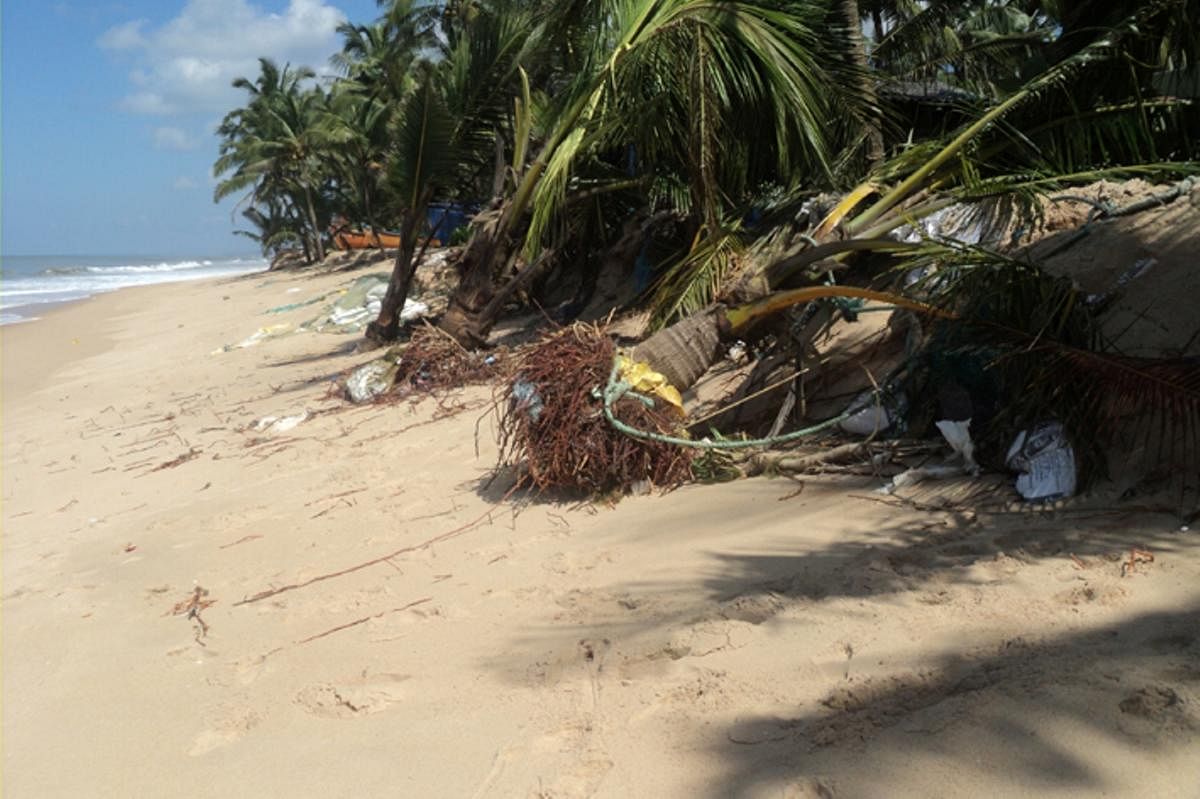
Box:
521;0;855;260
386;66;459;210
649;222;745;327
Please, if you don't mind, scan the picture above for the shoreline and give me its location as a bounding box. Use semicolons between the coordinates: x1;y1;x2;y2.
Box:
1;272;265;400
0;255;269;328
3;260;1198;797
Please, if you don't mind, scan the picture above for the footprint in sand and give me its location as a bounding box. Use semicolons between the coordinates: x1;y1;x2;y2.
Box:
1055;580;1127;607
189;707;262;756
295;672;410;718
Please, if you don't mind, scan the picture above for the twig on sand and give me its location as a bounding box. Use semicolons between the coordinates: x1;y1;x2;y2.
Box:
234;488;517;606
310;497;355;519
149;447;202;473
219;534;264;549
1121;547;1155;576
303;487;367;506
295;597;433;645
168;586;216;644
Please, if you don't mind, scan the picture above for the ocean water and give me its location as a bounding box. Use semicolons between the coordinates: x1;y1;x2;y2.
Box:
0;254;269;325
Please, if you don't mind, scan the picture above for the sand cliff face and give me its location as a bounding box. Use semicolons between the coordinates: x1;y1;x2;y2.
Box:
3;256;1198;797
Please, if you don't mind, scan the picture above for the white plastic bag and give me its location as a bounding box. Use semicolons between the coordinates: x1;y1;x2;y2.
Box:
839;390;907;437
1006;421;1077;500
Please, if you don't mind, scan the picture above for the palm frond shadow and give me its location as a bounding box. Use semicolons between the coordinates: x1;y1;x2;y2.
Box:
709;601;1200;797
692;502;1194;606
472;478;1199;793
477;477;1197;692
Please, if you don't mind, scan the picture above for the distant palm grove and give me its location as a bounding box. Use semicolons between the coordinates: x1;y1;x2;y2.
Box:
214;0;1198;346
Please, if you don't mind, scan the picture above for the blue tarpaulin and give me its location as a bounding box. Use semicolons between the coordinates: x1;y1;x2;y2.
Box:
426;203;478;240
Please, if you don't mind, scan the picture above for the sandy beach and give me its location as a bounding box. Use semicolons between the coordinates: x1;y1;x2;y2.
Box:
3;263;1198;797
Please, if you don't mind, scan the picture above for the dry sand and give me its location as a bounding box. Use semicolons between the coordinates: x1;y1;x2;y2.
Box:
3;263;1199;797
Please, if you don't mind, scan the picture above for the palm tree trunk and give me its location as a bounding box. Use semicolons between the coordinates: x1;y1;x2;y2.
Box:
438;206;510;348
363;179;382;252
304;185;326;262
841;0;884;167
365;207;422;345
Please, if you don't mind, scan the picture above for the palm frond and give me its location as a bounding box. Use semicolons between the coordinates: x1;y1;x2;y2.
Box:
386;66;459;209
894;240;1200;494
649;222;745;327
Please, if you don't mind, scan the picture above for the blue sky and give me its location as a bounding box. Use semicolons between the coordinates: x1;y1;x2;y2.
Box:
2;0;381;257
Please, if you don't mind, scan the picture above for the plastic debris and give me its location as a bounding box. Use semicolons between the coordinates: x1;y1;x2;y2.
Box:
616;355;684;414
266;288;343;314
1006;421;1077;501
345;351;403;403
936;418;978;473
839;390;908;437
252;412;308;433
211;323;292;354
888;463;965;490
897;203;985;246
882;417;977;493
307;274;428;334
510;378;544;422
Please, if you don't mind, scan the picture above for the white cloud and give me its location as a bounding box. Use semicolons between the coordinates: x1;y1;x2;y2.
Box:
98;19;147;50
173;176;199;190
153;126;198;150
99;0;347;116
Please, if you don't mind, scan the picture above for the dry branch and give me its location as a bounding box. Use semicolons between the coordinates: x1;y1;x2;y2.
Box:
150;448;201;472
233;491;515;606
295;597;433;645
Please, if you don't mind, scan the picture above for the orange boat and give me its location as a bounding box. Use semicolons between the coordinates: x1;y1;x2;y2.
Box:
331;227;402;250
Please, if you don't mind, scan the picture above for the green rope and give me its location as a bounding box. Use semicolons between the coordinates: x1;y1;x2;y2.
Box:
599;355;860;450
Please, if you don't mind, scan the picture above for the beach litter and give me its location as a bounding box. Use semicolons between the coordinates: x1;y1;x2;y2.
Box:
498;324;693;494
252;412;309;433
839;389;908;437
211;323;293;354
883;418;978;492
1006;421;1077;501
343;325;511;403
167;586;215;645
346;350;404;403
305;274;427;334
265;288;344;314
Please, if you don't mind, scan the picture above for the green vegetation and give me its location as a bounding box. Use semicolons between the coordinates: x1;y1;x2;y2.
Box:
214;0;1198;344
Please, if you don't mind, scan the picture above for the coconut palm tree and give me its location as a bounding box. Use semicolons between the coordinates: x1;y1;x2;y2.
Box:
434;0;867;347
361;0;546;342
214;59;339;263
233;199;303;259
634;0;1200;392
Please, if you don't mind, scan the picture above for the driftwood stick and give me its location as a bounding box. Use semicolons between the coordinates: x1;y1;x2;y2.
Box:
295;597;433;645
234;490;515;606
742;441;878;477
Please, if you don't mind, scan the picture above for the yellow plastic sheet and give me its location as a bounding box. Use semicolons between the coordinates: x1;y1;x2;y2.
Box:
616;355;684;414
